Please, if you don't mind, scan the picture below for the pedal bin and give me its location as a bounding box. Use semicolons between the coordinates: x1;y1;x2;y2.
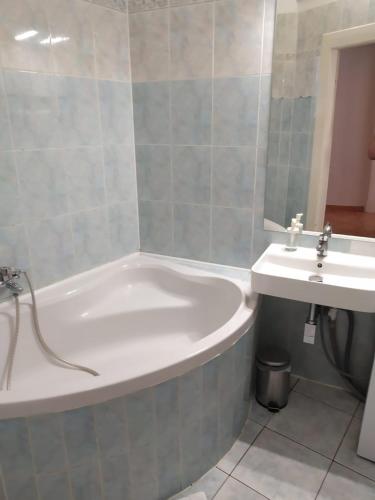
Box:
256;347;291;412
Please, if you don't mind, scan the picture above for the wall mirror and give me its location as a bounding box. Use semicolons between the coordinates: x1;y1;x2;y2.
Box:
264;0;375;238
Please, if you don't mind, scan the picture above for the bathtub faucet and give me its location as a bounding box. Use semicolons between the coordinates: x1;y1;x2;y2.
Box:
0;267;23;295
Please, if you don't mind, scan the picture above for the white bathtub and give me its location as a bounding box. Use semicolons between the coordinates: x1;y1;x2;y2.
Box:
0;253;257;419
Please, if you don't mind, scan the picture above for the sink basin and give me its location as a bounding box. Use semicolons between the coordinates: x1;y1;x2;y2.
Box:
251;243;375;312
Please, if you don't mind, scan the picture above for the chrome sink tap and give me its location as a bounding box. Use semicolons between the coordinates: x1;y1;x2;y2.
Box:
316;223;332;258
0;267;23;295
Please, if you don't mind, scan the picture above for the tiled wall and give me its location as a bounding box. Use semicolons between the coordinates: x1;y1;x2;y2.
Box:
129;0;274;267
0;0;139;289
0;326;254;500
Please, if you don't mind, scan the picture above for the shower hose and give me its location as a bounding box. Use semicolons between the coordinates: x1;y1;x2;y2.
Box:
319;306;366;402
3;271;99;390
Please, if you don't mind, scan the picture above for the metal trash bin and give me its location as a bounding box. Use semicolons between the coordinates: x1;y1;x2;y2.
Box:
256;347;291;412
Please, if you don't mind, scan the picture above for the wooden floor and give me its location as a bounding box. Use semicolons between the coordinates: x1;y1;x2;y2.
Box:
325;205;375;238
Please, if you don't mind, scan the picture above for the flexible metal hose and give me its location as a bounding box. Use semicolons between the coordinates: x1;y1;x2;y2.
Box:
3;294;21;390
24;272;99;378
319;306;365;402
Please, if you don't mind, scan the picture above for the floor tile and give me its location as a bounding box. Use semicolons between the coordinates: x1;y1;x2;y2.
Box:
293;379;358;415
171;467;227;500
248;398;272;426
317;463;375;500
232;428;330;500
335;417;375;482
290;375;299;391
217;420;263;474
267;392;351;458
215;477;266;499
355;402;365;421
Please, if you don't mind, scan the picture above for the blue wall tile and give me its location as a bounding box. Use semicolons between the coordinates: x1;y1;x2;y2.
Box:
4;474;38;500
0;152;21;225
94;398;128;458
58;76;101;147
27;216;75;288
28;414;66;474
127;388;156;449
104;145;137;203
99;81;134;145
0;225;29;269
172;146;211;204
70;460;102;500
4;71;61;149
72;208;110;271
212;147;255;208
108;202;139;258
133;82;170;145
136;145;171;201
63;407;98;466
101;453;131;500
0;418;33;478
171;80;212;145
0;73;11;151
213;76;259;146
179;368;203;426
139;201;173;254
289;132;311;168
37;472;71;500
17;150;69;222
211;206;252;267
65;148;106;211
174;203;210;260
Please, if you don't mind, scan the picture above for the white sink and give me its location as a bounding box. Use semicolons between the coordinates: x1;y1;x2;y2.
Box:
251;243;375;312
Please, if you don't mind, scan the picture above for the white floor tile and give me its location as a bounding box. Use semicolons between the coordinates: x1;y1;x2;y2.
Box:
335;417;375;482
217;420;263;474
232;428;330;500
267;392;351;458
317;463;375;500
214;477;266;499
171;468;227;500
294;379;358;415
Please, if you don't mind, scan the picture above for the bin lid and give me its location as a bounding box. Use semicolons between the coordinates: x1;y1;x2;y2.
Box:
256;346;290;367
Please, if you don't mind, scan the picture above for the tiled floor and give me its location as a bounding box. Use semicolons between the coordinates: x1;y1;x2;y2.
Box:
171;378;375;500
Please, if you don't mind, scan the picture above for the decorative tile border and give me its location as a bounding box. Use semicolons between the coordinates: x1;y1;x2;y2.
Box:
0;327;255;500
128;0;169;13
87;0;128;12
128;0;215;12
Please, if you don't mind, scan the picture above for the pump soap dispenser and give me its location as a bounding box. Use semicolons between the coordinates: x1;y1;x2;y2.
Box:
285;213;303;251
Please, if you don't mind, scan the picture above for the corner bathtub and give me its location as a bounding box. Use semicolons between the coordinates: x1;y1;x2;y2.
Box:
0;254;258;500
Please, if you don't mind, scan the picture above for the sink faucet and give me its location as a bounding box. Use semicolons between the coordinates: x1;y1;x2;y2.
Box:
0;267;23;295
316;223;332;258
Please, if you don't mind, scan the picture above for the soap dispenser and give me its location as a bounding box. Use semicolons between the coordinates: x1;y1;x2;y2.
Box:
285;213;303;251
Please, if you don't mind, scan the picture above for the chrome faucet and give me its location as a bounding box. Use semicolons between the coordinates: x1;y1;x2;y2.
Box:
316;223;332;258
0;267;23;295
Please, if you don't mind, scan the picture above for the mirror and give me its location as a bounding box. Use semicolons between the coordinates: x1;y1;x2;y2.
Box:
264;0;375;238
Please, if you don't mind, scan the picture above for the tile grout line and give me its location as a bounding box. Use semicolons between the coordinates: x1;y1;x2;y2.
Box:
290;385;360;417
314;460;334;500
250;0;267;262
208;0;216;262
263;425;338;462
167;3;175;257
125;0;142;252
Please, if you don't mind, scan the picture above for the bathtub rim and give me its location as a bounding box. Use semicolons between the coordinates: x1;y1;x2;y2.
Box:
0;252;258;419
